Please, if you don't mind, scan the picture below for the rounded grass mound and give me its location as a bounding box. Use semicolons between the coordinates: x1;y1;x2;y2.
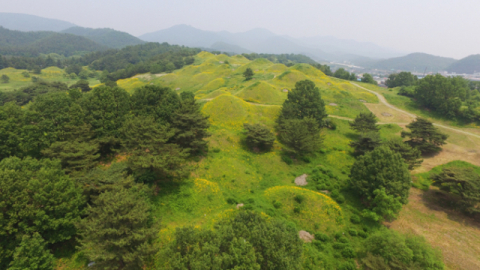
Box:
117;77;147;92
291;63;326;78
202;94;280;129
236;81;286;104
265;186;344;232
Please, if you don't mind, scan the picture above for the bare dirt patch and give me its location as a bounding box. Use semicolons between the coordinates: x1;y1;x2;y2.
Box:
364;102;414;124
295;174;308;186
329;103;338;106
299;230;315;243
387;188;480;270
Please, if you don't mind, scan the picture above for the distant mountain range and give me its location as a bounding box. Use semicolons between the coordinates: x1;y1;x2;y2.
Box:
0;13;144;51
1;13;480;74
61;27;145;49
0;27;107;56
447;54;480;74
362;53;457;73
139;24;405;62
0;12;76;32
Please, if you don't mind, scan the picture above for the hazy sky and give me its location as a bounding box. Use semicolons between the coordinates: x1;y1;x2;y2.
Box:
3;0;479;59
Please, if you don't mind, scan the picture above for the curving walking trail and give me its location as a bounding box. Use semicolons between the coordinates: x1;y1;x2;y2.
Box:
351;82;480;140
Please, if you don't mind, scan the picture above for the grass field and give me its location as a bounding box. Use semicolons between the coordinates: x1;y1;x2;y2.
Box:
0;67;101;91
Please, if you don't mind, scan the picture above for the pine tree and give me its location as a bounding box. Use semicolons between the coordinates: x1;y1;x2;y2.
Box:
278;118;323;155
170;92;210;154
385;138;423;170
42;124;100;174
350;112;379;134
8;233;54;270
432;167;480;217
349;132;382;156
401;118;448;154
78;186;157;270
122;116;189;181
243;123;275;151
278;79;327;127
243;68;254;80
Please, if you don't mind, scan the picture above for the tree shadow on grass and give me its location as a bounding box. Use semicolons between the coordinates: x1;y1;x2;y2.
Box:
419;188;480;229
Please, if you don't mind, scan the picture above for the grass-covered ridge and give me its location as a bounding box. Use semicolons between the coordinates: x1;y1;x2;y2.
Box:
126;51;378;118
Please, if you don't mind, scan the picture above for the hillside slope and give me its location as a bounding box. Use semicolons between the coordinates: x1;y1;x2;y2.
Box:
62;27;145;48
0;27;107;56
0;12;76;32
116;52;377;118
447;54;480;74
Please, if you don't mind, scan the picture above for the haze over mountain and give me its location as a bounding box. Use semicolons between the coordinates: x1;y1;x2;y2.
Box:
363;53;457;73
0;27;107;56
447;55;480;74
0;12;76;32
61;27;145;49
139;24;405;62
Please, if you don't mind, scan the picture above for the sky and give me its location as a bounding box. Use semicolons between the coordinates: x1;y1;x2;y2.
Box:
3;0;479;59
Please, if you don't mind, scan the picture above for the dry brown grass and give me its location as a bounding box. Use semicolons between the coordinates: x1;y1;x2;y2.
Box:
364;102;414;124
387;188;480;270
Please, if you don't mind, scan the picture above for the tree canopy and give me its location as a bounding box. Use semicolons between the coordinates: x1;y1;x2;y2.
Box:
385;72;417;88
159;211;303;270
278;79;327;127
350;146;411;221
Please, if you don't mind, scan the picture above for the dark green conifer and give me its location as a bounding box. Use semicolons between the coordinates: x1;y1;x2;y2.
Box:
78;186;157;270
401;118;448;154
122;116;189;181
243;123;275;151
170;92;210;154
278;79;327;127
8;233;54;270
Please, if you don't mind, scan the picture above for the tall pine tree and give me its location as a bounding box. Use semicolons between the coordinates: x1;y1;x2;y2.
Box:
78;186;157;270
170;92;210;154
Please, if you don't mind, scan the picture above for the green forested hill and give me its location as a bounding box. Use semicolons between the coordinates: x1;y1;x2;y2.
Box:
369;52;456;72
447;54;480;74
62;26;145;49
0;27;108;57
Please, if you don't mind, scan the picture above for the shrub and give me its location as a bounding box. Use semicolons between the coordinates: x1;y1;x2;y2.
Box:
341;247;356;258
312;240;324;251
226;198;237;205
350;215;361;224
348;229;357;236
282;155;293;165
293;206;301;214
315;232;329;242
273;201;283;209
294;194;306;204
358;230;367;238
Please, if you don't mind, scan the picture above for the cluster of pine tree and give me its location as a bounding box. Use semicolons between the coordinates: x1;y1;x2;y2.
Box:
0;83;210;268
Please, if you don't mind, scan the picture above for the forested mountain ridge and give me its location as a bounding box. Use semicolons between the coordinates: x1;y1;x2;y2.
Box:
447;54;480;74
0;27;108;57
364;52;456;72
61;26;145;49
0;12;76;32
